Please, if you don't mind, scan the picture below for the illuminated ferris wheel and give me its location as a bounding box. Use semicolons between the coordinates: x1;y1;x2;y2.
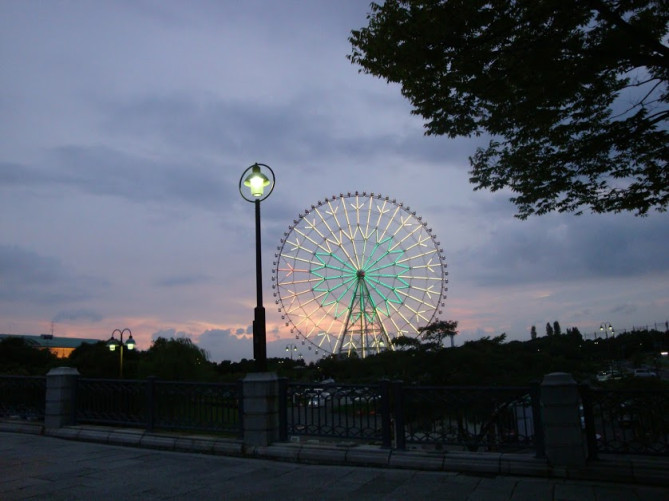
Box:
272;192;447;358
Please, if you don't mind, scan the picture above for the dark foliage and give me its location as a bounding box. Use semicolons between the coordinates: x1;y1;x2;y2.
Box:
349;0;668;218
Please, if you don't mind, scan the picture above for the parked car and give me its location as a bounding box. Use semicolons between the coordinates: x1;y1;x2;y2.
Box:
633;368;657;378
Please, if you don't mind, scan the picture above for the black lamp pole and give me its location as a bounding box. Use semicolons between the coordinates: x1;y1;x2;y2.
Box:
239;163;275;372
253;197;267;371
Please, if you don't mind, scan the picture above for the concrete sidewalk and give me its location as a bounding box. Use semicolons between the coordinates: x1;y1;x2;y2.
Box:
2;431;668;501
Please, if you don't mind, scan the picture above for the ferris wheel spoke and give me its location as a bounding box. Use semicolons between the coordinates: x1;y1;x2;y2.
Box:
292;226;334;255
302;214;329;242
385;299;418;333
389;220;423;253
277;278;324;290
394;289;437;315
365;256;408;277
377;203;402;243
325;199;345;237
363;195;374;241
395;248;440;265
365;279;408;306
359;233;387;270
313;250;356;273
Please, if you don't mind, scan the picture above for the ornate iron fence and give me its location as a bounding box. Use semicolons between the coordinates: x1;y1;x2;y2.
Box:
280;381;541;454
581;386;669;456
150;379;241;435
5;373;665;458
0;375;46;421
76;378;241;435
77;378;146;427
395;384;541;453
281;381;390;445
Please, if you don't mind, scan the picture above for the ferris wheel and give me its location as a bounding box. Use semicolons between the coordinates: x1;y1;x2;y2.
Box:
272;192;447;358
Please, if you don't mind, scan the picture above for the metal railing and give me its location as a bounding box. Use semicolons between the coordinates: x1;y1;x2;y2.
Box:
395;384;541;453
76;377;241;436
281;381;389;444
581;386;669;456
150;379;242;435
280;380;541;454
0;375;46;421
3;374;665;458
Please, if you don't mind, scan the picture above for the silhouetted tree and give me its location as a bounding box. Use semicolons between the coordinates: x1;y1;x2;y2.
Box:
553;321;562;336
0;337;57;375
67;341;132;378
391;335;422;351
349;0;668;218
546;322;554;337
530;325;537;340
419;320;459;350
138;337;216;381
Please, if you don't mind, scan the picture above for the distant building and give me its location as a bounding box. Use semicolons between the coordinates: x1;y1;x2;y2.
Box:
0;334;101;358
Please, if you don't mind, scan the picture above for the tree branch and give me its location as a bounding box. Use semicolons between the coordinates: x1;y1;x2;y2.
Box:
585;0;669;65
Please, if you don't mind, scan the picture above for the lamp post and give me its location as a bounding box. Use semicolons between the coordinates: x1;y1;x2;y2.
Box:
107;328;135;378
239;163;275;372
600;322;614;340
285;343;298;360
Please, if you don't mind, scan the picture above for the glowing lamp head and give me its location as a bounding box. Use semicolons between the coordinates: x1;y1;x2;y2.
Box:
107;337;120;352
126;335;136;351
244;164;270;198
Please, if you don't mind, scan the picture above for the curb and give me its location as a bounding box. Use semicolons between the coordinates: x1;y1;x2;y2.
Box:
2;421;667;487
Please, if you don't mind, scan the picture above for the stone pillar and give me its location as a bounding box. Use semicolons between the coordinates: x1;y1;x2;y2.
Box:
45;367;80;430
242;372;279;447
540;372;587;468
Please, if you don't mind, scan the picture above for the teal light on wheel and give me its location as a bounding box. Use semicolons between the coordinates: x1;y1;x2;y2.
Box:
273;192;448;358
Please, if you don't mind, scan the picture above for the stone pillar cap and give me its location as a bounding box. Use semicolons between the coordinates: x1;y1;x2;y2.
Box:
46;367;80;376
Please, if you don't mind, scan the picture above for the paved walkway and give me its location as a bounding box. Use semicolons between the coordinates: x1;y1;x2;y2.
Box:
2;432;668;501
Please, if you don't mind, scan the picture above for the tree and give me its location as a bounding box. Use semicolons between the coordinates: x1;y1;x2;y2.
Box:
138;337;216;381
0;337;57;375
546;322;554;336
553;321;563;336
418;319;459;349
391;335;422;351
531;325;537;340
349;1;668;218
67;341;127;378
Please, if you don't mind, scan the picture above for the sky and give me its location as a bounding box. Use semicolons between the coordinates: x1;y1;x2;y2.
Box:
1;0;667;363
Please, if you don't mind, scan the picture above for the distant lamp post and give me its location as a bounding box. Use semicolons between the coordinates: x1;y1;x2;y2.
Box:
107;328;135;378
239;163;275;372
286;343;298;360
600;322;614;339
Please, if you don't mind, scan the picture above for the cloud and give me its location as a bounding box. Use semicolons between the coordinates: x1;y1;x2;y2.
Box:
153;274;212;288
0;244;108;305
196;328;252;363
460;212;669;286
52;309;104;323
151;328;191;341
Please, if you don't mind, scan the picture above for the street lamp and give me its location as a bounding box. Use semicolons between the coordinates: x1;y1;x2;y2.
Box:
286;343;298;360
600;322;614;339
239;163;275;372
107;328;135;378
